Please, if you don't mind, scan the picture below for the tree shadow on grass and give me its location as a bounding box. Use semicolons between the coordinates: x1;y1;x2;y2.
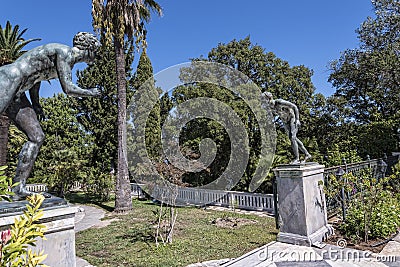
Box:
116;228;155;248
92;201;114;212
65;192;114;212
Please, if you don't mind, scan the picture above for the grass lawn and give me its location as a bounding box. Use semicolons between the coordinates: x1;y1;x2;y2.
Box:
72;196;278;267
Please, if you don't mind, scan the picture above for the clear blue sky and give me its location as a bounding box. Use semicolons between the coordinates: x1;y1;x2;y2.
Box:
0;1;374;97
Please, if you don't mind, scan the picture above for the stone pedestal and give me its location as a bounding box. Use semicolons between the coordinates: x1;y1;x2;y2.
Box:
274;163;333;246
0;197;77;267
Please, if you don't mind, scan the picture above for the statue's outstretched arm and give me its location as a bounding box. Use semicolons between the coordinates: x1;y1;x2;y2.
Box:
56;55;100;97
29;82;45;120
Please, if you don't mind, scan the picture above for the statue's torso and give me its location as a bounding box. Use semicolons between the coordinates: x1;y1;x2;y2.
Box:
274;102;295;123
11;43;73;93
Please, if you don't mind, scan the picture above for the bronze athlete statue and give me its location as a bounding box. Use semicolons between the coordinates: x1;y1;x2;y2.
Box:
0;32;100;199
263;92;311;164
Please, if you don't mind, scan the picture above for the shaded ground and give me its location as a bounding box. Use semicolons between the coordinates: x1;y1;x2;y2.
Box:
211;217;258;228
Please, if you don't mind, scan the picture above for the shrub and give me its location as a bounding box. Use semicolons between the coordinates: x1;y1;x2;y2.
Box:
0;166;17;201
389;161;400;193
0;166;47;266
339;171;400;241
341;191;400;240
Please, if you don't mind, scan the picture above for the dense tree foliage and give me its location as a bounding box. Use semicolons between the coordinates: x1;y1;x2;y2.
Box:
31;94;92;197
328;0;399;157
157;37;324;192
200;37;326;159
131;49;162;161
6;125;26;176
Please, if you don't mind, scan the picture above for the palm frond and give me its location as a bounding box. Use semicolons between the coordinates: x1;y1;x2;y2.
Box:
9;24;20;45
4;21;12;40
144;0;163;16
0;30;6;48
92;0;162;42
17;28;28;40
0;21;40;65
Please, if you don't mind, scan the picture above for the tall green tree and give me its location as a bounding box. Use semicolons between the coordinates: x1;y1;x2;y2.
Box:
131;49;161;160
166;37;322;192
32;94;92;197
0;21;40;167
75;42;135;200
152;37;333;192
200;37;323;145
329;0;399;156
91;0;162;212
167;83;234;188
329;0;400;122
205;37;316;108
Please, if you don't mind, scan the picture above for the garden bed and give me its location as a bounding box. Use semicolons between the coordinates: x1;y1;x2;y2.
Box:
327;216;393;253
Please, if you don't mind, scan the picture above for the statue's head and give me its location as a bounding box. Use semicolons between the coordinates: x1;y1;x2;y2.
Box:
73;32;100;64
73;32;100;51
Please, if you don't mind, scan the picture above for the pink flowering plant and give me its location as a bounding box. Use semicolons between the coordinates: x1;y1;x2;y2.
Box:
0;230;11;248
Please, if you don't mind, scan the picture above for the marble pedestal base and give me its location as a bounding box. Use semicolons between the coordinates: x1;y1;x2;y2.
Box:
0;197;77;267
274;163;333;246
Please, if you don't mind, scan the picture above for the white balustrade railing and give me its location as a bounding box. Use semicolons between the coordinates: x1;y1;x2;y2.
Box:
70;181;83;191
26;184;48;193
131;183;146;198
24;182;272;213
131;183;274;213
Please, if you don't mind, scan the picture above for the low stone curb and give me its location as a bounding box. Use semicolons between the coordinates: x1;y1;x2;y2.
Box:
186;258;234;267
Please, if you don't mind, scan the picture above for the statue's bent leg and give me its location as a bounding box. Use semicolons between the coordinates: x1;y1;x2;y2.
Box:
287;122;300;164
6;94;44;200
290;139;300;164
297;138;312;163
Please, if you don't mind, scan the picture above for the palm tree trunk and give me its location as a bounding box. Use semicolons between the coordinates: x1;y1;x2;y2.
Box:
0;114;10;167
114;38;132;212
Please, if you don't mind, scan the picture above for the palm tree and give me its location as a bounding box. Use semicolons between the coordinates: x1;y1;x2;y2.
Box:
92;0;162;212
0;21;40;167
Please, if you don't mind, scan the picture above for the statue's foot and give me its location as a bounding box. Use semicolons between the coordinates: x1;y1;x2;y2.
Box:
290;159;300;164
11;189;51;201
42;192;52;198
301;154;312;163
11;189;33;201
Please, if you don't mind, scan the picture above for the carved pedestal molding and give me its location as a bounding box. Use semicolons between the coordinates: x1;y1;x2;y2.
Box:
274;163;333;246
0;198;77;267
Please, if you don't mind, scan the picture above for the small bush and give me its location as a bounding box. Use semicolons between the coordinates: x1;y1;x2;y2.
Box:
1;194;48;266
341;191;400;240
389;161;400;193
0;166;48;266
338;169;400;241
